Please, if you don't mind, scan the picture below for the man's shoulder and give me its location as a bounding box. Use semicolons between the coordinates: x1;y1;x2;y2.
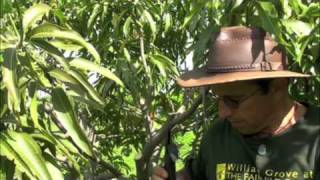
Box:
301;104;320;128
205;119;230;136
305;105;320;120
200;119;233;146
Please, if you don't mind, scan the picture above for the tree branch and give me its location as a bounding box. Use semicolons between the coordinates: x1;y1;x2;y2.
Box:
95;159;123;178
135;95;202;179
144;95;202;160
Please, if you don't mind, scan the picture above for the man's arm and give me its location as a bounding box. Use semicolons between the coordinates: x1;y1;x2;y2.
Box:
152;167;192;180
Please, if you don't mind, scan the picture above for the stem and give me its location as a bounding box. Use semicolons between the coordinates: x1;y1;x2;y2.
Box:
8;14;20;42
13;0;24;48
139;30;153;85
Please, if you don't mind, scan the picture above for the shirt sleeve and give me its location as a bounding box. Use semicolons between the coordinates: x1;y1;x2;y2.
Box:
185;154;206;179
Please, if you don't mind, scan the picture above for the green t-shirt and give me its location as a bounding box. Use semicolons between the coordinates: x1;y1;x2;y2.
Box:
187;106;320;180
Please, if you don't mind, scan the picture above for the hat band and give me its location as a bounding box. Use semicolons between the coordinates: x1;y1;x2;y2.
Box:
206;62;283;73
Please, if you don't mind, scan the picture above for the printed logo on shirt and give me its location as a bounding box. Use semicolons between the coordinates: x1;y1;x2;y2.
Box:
216;163;314;180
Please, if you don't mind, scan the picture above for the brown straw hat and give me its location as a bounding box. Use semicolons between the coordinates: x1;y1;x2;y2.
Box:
177;26;309;88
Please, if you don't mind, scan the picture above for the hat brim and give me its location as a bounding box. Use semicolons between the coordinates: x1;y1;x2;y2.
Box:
177;67;310;88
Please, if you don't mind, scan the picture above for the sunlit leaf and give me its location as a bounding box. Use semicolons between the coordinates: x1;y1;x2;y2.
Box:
29;23;101;63
43;154;64;180
1;48;20;112
68;70;106;106
283;20;312;36
150;56;167;77
0;131;53;180
0;135;34;179
52;88;94;157
163;13;172;33
49;68;87;97
69;58;124;87
299;3;320;17
123;47;131;62
18;54;52;88
31;39;70;70
23;3;51;33
30;89;40;128
49;39;84;51
150;53;178;78
123;16;132;37
142;10;156;38
88;4;100;30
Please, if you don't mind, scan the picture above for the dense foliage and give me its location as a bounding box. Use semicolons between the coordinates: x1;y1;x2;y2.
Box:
0;0;319;179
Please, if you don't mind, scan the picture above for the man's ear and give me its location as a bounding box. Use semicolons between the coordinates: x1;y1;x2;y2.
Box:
268;78;289;94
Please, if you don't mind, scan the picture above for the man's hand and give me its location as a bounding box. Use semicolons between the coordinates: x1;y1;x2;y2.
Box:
152;167;191;180
152;167;168;180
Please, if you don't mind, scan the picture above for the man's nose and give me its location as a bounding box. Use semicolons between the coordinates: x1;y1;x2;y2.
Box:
218;100;234;119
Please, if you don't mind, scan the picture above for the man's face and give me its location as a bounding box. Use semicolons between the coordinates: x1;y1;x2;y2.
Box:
211;80;274;135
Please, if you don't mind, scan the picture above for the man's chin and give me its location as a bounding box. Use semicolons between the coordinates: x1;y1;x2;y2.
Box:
233;127;260;136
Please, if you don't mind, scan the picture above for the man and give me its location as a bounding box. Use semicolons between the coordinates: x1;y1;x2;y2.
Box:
152;26;319;180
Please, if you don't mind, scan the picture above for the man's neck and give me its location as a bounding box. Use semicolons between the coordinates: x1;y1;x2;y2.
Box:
254;102;306;139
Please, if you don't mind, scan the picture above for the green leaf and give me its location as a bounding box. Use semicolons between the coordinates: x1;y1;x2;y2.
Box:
280;0;292;18
0;131;53;180
43;153;64;180
191;26;216;65
31;39;70;70
88;4;101;30
289;0;307;16
29;23;101;63
52;9;67;24
68;69;106;106
181;4;204;29
23;3;51;33
0;88;8;118
49;39;84;51
69;58;124;87
257;1;278;17
0;135;35;179
163;13;172;33
49;68;79;85
283;20;312;36
0;0;13;16
18;54;52;88
255;1;286;45
69;94;105;111
300;3;320;18
1;48;20;112
31;39;63;56
142;10;156;38
49;68;87;97
123;47;131;62
150;56;167;77
0;156;15;180
123;16;132;37
30;86;40;129
150;53;178;77
0;41;16;50
57;138;81;154
295;26;320;64
52;88;94;157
